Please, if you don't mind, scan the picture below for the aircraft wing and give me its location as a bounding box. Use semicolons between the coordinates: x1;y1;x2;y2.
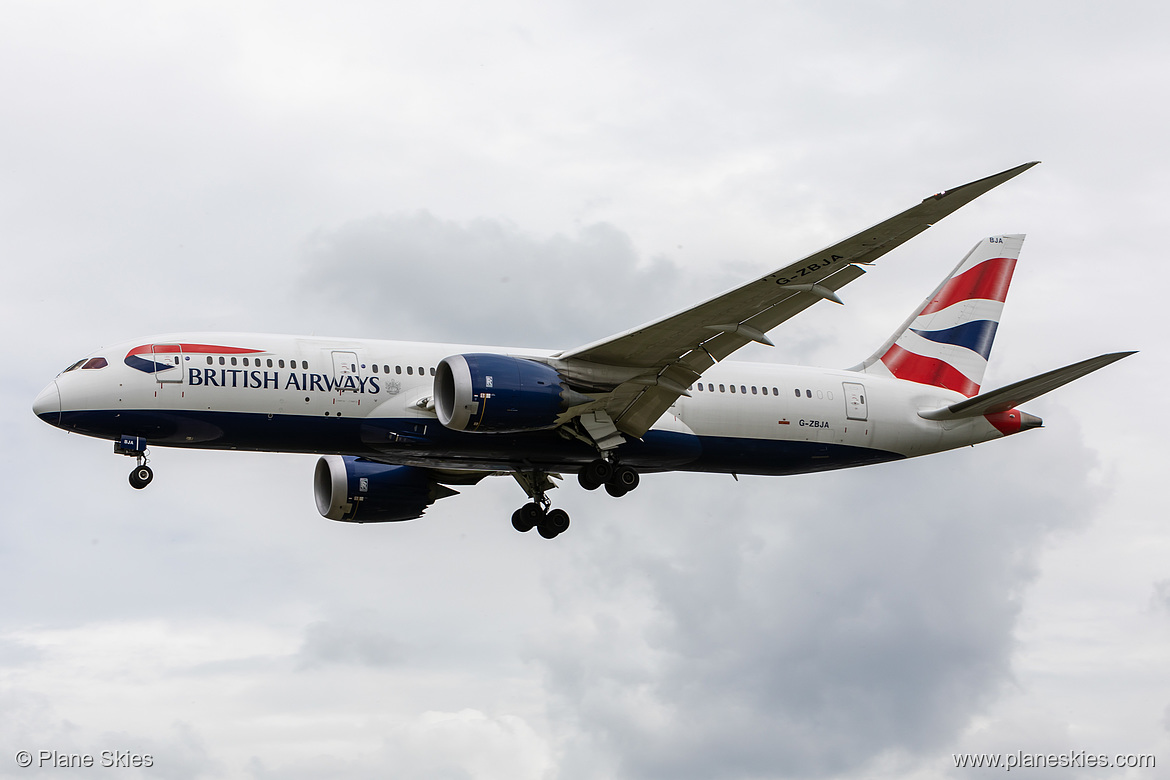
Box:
554;161;1039;438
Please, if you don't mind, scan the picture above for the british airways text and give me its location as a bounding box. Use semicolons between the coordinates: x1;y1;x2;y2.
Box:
187;369;382;394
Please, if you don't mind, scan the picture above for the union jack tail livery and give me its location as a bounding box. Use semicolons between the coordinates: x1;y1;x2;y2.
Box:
856;234;1023;396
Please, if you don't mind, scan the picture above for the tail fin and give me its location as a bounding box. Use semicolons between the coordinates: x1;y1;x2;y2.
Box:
853;234;1024;397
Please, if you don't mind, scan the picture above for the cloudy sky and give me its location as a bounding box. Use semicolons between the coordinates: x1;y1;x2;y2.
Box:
3;2;1168;778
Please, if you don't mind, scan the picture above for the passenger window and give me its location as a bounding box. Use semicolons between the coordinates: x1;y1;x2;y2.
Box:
773;387;779;396
267;359;273;368
219;357;226;365
730;385;736;393
751;386;757;395
418;366;424;376
719;384;725;392
696;383;703;391
278;359;285;368
81;357;108;370
806;389;811;398
708;383;713;392
816;390;823;399
794;389;800;397
407;366;414;375
231;357;237;366
372;364;379;373
206;357;213;365
761;387;768;396
740;385;746;394
430;367;435;376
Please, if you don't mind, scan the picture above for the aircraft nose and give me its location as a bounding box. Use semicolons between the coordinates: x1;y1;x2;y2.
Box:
32;380;61;426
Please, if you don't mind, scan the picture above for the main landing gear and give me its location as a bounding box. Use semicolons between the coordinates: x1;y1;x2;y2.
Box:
510;470;571;539
576;458;640;497
511;501;571;539
115;435;154;490
510;459;641;540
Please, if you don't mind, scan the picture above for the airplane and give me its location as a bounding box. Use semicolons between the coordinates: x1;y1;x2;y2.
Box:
32;162;1133;539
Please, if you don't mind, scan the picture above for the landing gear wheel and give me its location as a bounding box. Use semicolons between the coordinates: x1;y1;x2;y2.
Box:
538;508;570;539
129;465;154;490
604;465;639;497
512;502;544;533
579;459;613;490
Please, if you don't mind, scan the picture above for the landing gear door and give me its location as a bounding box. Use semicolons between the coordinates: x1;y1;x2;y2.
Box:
843;382;867;421
152;344;184;384
331;351;361;393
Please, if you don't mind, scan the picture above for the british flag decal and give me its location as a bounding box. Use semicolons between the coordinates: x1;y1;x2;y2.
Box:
123;343;265;374
872;235;1024;397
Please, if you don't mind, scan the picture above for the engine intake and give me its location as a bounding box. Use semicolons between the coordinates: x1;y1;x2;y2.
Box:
435;354;584;433
314;455;456;523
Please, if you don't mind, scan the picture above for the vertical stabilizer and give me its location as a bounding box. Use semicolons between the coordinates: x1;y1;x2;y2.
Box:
853;234;1024;397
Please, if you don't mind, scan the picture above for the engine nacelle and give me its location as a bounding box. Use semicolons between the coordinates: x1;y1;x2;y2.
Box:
435;353;581;433
314;455;456;523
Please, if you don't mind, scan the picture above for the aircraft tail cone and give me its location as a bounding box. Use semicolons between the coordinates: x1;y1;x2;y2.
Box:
1020;412;1043;431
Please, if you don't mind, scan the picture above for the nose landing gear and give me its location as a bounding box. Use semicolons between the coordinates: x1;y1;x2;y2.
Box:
129;463;154;489
115;435;154;490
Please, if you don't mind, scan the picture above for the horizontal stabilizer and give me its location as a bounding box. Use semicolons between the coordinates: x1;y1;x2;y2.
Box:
918;351;1135;421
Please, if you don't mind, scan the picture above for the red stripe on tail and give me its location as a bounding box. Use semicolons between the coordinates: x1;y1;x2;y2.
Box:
880;344;980;396
919;256;1017;315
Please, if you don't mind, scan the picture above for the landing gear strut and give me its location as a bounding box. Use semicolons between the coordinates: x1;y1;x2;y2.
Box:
577;458;639;497
115;435;153;490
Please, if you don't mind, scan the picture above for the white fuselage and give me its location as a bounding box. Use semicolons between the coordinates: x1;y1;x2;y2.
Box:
35;332;1015;477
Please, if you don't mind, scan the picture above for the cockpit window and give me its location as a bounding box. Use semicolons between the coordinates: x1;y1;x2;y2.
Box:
62;359;86;373
81;357;108;370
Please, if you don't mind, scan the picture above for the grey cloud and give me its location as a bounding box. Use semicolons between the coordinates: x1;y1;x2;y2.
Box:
531;422;1102;779
296;612;407;669
296;212;733;349
1152;580;1170;615
0;636;42;666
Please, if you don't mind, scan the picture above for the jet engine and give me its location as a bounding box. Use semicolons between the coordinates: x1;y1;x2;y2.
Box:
435;354;587;433
314;455;457;523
